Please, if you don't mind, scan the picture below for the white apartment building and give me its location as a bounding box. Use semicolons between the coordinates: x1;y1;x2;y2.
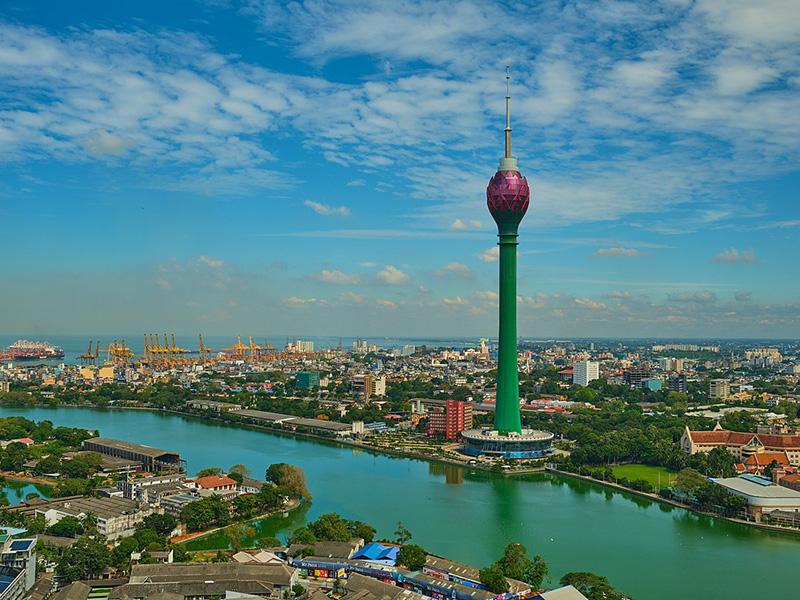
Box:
572;361;599;387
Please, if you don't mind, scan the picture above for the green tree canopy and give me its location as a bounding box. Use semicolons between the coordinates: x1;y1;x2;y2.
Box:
559;572;629;600
396;544;426;571
56;534;111;581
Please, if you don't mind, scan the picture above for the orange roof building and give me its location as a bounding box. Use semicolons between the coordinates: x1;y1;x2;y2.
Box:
681;424;800;466
193;474;238;491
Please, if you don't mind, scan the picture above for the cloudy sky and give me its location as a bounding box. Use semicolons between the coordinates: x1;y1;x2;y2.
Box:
1;0;798;339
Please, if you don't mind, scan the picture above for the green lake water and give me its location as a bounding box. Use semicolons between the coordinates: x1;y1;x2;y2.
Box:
2;406;798;600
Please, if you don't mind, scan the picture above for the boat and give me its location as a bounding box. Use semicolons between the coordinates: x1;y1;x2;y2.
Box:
0;339;65;361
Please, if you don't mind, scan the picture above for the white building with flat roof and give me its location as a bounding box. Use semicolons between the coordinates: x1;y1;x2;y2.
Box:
712;475;800;517
572;361;599;387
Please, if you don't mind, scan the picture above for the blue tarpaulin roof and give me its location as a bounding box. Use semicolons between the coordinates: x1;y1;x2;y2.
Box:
353;542;399;563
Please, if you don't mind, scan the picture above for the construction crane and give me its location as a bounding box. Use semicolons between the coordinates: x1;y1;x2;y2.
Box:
221;335;251;361
101;340;134;365
78;341;94;365
171;334;188;363
198;334;214;363
248;336;263;361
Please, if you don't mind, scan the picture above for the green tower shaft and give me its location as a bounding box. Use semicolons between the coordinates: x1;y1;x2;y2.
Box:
494;231;522;435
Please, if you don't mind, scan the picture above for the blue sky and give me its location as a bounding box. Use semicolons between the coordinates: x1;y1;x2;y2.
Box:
1;0;798;338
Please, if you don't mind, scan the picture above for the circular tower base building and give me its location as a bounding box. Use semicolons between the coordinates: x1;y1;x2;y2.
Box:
461;428;554;459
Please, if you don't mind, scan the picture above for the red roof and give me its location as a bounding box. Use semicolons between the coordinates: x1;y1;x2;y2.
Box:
689;428;800;450
17;438;34;444
744;452;790;466
194;474;237;489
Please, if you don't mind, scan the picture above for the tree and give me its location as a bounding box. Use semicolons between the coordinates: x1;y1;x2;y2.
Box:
229;464;252;477
54;478;93;498
228;472;244;486
265;463;311;500
396;544;426;571
673;468;707;495
111;537;139;568
307;513;351;542
288;526;316;545
560;572;628;600
196;467;223;478
258;485;282;509
57;534;111;581
479;564;509;593
394;522;412;545
233;494;260;519
493;543;547;590
181;496;230;532
47;516;84;538
226;522;255;552
138;513;177;536
292;584;306;597
348;520;376;543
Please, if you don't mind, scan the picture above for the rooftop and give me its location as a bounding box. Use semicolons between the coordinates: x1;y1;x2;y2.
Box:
85;438;180;459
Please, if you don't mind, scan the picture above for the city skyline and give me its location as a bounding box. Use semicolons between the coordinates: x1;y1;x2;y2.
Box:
1;1;799;338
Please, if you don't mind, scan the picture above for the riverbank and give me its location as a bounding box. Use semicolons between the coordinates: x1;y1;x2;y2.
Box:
171;497;302;546
546;466;800;538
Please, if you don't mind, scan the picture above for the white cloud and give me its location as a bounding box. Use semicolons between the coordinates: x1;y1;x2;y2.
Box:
574;298;607;310
310;269;362;285
603;290;631;299
346;179;366;186
711;247;758;264
478;247;499;262
376;299;397;310
433;262;473;279
735;289;753;301
284;296;326;305
442;296;469;306
81;130;136;155
197;255;225;268
449;218;483;231
156;278;171;290
303;200;351;216
592;247;647;258
475;290;498;301
376;265;410;285
668;291;718;304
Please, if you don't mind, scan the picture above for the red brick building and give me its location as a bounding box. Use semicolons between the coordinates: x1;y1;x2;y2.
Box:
428;400;473;441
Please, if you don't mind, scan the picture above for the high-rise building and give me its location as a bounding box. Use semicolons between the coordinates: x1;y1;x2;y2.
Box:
709;379;730;399
572;361;599;387
461;69;553;460
351;375;386;401
428;400;474;441
668;374;688;393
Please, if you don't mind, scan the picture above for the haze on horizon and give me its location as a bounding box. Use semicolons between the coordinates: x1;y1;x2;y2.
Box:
1;0;798;339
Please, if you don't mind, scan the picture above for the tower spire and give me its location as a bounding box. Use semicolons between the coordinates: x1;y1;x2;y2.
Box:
505;65;512;159
499;66;518;173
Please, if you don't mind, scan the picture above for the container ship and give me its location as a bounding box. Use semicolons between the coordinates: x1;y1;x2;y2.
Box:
0;340;65;361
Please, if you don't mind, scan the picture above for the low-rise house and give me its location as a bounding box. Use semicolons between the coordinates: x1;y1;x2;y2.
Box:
238;476;266;495
36;497;158;540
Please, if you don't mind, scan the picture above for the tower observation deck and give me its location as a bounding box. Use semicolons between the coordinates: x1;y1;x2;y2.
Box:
461;68;554;459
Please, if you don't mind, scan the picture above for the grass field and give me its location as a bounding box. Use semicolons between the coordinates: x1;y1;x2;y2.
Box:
612;464;677;488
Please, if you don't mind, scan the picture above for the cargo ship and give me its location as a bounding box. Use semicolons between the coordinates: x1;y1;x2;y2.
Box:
0;340;65;361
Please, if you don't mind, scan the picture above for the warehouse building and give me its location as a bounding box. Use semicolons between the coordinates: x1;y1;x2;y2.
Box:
83;438;185;472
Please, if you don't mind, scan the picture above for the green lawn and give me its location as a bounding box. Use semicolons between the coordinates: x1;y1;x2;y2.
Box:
612;464;677;488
